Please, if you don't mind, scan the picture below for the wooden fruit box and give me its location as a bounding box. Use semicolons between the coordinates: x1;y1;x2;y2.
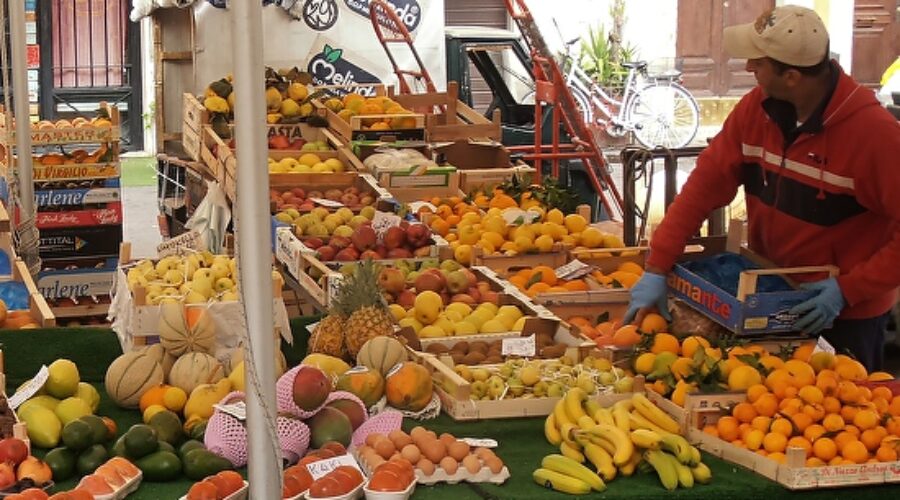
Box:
0;102;120;145
0;231;56;328
0;157;121;182
182;93;207;160
471;244;571;276
684;392;900;489
458;163;535;193
380;176;463;204
422;353;645;421
269;172;395;214
389;82;501;142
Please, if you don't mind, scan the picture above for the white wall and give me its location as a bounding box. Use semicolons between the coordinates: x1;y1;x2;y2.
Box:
780;0;854;72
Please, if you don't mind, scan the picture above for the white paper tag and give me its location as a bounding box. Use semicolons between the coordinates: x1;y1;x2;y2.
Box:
812;336;835;356
372;211;402;240
326;274;344;307
310;197;344;208
306;322;320;334
501;208;540;226
305;454;362;480
555;259;593;280
461;438;498;448
213;401;247;421
275;228;302;279
502;335;536;357
407;201;438;214
533;305;557;319
157;230;205;258
9;365;49;410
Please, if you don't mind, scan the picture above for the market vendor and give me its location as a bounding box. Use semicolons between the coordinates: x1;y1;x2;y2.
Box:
624;5;900;371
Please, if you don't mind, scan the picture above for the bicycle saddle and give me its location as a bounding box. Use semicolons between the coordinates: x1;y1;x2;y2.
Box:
622;61;647;69
565;36;580;46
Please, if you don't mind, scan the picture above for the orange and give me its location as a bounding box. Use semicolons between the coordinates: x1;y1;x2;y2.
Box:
787;436;812;457
753;393;779;418
747;384;769;404
784;360;816;388
837;380;860;404
763;432;788;453
792;343;815;362
858;386;873;403
803;424;826;442
728;365;763;392
853;409;879;431
702;425;719;438
840;404;859;423
531;266;558;286
779;397;803;415
611;325;642;348
812;437;838;462
801;403;826;422
822;396;842;415
876;445;898;462
561;280;589;292
759;355;785;372
755;449;769;457
828;455;845;466
822;413;845;432
791;412;813;433
768;451;787;463
751;415;773;433
739;423;753;440
430;218;450;236
869;371;896;381
745;429;765;450
841;439;869;463
806;457;826;467
860;429;884;451
844;424;861;437
770;417;794;438
640;313;669;334
680;336;710;358
186;481;218;500
139;384;169;413
833;431;857;450
798;386;824;405
717;416;741;442
834;359;868;381
525;282;552;297
733;402;758;423
873;397;890;414
815;371;839;396
650;333;680;355
765;368;794;392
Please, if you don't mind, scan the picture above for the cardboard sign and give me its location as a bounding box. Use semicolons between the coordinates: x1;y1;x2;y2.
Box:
813;336;835;355
157;230;206;258
305;454;362;480
275;228;305;279
555;259;593;280
9;365;49;409
213;401;246;421
501;335;535;357
461;438;498;448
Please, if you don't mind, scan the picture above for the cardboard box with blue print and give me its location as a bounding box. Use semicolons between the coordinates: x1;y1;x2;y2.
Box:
38;225;123;260
669;235;837;336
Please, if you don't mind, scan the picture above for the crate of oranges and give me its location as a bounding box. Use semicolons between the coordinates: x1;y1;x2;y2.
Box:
682;351;900;489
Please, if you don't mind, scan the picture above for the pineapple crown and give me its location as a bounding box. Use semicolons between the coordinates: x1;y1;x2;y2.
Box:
331;259;389;317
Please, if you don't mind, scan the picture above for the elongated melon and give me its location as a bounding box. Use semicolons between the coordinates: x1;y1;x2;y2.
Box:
105;351;164;408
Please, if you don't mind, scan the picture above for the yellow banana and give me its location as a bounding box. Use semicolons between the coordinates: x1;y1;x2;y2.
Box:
632;393;681;434
544;413;562;446
587;433;618;457
559;422;579;446
672;457;695;488
644;449;679;491
533;467;592;495
612;403;631;434
619;450;643;477
630;429;663;449
691;462;712;484
613;399;633;412
688;445;702;467
629;410;669;434
584;423;634;467
660;432;692;464
583;442;617;482
577;415;596;431
560;440;585;463
584;398;603;418
593;407;616;427
542;454;606;492
554;399;574;428
564;387;589;422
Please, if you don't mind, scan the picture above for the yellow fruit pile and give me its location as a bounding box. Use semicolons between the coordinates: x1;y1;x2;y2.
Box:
268;153;344;174
394;296;528;339
328;93;417;130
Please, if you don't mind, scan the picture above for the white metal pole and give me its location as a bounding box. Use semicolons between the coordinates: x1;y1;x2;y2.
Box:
9;0;34;219
231;1;281;497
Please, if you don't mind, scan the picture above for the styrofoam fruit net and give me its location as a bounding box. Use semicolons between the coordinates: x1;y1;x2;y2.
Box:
276;414;311;464
276;364;328;418
204;391;249;467
397;393;441;421
351;410;403;448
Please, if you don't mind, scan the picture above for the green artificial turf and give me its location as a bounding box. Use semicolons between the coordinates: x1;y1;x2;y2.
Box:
0;321;895;499
121;156;157;187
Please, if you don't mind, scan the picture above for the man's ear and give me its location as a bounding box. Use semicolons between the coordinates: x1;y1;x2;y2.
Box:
784;69;804;87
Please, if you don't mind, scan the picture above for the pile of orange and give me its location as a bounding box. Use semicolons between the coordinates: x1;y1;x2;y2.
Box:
702;350;899;467
417;196;480;237
507;265;590;298
591;261;644;289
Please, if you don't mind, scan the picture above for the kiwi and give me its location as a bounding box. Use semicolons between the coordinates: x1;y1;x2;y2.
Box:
469;341;489;353
450;341;470;353
540;343;567;359
425;343;450;355
450;352;466;364
483;355;504;364
463;351;486;365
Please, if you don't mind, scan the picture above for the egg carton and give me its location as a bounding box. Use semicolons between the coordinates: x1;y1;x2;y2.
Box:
356;452;509;486
364;478;415;500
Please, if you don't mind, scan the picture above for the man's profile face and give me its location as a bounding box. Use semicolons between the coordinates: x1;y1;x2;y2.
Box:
746;57;790;99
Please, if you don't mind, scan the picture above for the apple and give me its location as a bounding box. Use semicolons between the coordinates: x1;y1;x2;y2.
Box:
189;278;214;298
351;225;377;252
396;290;416;309
193;268;214;282
215;277;235;293
382;226;407;250
379;268;406;294
210;262;231;280
0;463;14;490
446;270;471;295
0;438;28;467
316;246;337;261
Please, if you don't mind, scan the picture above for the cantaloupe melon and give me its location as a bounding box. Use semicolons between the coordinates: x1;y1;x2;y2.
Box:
158;303;216;356
356;336;407;377
105;351;165;408
168;352;224;394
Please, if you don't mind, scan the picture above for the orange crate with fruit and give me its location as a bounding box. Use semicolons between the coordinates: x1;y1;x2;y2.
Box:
313;86;426;142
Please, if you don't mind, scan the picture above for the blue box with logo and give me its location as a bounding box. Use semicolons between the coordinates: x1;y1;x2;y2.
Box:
668;237;836;336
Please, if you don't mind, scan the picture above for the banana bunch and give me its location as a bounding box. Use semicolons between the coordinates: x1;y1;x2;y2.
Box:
540;389;713;492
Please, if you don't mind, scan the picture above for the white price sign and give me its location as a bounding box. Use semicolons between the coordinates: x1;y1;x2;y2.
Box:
276;228;302;279
461;438;498;448
306;322;320;335
310;197;344;208
555;259;593;280
812;336;835;356
305;454;362;480
502;335;536;357
213;402;247;421
9;365;49;410
157;230;205;258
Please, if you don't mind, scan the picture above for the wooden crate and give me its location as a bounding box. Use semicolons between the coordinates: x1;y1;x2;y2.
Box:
0;230;55;328
0;102;120;145
269;171;395;214
377;173;462;203
182;93;206;160
684;392;900;489
458;163;535;193
471;244;571;276
390;82;501;142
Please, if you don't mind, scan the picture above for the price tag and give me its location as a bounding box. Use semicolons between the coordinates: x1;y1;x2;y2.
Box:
9;365;49;410
275;228;302;278
461;438;498;448
500;208;540;226
555;259;593;280
157;230;205;258
501;335;536;357
310;197;344;208
306;322;320;335
372;211;402;240
812;336;835;356
407;201;438;214
305;454;362;480
326;274;344;307
213;401;246;421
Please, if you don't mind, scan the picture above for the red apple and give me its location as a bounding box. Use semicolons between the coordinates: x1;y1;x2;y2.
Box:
387;248;412;259
406;223;432;247
0;438;28;466
382;226;407;250
291;187;306;199
351;225;377;252
316;246;337;261
0;463;14;489
379;268;406;294
329;236;351;250
396;290;416;309
303;237;324;250
360;250;381;260
335;247;360;261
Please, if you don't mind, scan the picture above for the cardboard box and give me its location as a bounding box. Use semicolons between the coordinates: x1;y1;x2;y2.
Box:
38;225;122;260
36;256;118;300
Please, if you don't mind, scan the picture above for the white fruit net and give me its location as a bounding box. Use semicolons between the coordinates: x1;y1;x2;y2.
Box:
205;391;249;467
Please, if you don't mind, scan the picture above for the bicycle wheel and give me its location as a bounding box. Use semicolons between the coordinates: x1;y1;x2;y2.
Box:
624;81;699;148
522;86;593;124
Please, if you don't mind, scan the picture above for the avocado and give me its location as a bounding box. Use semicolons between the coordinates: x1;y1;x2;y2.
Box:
189;421;208;442
178;439;205;459
149;410;185;446
182;448;234;480
124;424;159;459
158;441;176;454
78;415;110;444
77;444;109;475
111;435;128;458
136;450;182;482
44;447;77;481
61;420;93;452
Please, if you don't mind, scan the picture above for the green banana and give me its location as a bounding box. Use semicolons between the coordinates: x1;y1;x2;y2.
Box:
583;442;617;482
689;445;702;467
630;429;663;449
691;462;712;484
533;467;592;495
660;432;692;464
644;449;679;491
671;454;695;488
542;454;606;492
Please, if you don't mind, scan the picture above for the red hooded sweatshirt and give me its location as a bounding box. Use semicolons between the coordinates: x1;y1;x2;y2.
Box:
647;63;900;319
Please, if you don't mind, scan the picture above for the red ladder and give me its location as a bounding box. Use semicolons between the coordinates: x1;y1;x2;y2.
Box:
368;0;436;94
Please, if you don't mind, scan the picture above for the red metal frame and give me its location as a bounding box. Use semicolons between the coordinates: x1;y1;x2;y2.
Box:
368;0;436;94
504;0;624;219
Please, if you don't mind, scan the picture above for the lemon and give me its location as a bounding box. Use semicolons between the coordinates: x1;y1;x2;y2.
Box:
476;240;495;255
581;227;605;248
418;325;447;338
298;153;321;167
388;304;407;321
534;234;555;252
514;236;534;253
324;158;344;172
476;302;499;315
446;302;472;317
464;313;487;329
311;163;332;173
564;214;588;233
74;383;100;412
287;82;309;101
433;316;456;336
414;291;444;325
445;310;463;323
480;319;507;334
546;208;565;225
634;352;657;375
512;316;528;331
163;387;188;413
398;316;423;334
46;359;80;399
453;321;479;336
454;244;473;265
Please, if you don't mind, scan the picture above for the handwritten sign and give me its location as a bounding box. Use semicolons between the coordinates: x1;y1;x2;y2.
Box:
9;365;49;409
372;211;402;241
213;401;246;421
310;197;344;208
555;259;593;280
461;438;498;448
276;228;304;279
326;274;344;307
502;335;535;357
305;454;362;480
157;230;205;258
813;336;835;356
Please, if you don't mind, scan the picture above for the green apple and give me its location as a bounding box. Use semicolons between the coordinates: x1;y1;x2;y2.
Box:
215;277;235;293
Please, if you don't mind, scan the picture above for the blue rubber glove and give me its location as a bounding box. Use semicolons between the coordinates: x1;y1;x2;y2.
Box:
788;277;846;334
623;272;671;324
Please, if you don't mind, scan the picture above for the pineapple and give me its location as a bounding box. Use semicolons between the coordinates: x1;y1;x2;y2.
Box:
307;314;345;358
337;260;396;358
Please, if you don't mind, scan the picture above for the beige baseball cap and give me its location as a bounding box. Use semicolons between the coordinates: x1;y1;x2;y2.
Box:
723;5;829;67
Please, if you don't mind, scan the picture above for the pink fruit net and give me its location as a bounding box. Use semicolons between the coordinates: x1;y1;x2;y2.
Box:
277;415;311;464
277;365;327;418
205;391;249;467
351;410;403;448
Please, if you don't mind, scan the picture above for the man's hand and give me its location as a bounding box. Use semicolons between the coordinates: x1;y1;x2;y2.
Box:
623;272;671;325
788;277;846;334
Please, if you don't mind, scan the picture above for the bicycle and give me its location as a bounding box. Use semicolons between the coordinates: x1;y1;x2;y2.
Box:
523;22;700;149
